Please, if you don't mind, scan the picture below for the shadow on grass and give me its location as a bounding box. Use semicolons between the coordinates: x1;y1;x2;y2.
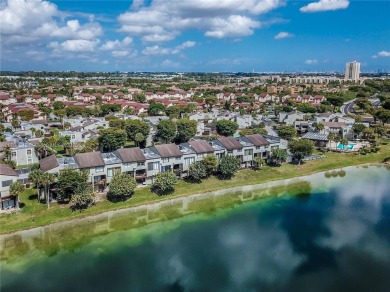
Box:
28;194;38;200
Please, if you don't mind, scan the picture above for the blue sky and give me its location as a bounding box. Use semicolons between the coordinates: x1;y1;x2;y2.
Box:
1;0;389;72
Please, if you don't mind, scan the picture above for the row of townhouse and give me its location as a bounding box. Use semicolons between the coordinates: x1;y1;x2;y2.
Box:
1;103;43;122
0;94;69;105
35;134;287;195
216;92;281;103
144;91;193;101
287;94;325;104
0;138;39;167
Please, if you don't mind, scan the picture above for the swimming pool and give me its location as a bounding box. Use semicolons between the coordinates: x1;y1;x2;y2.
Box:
337;143;356;150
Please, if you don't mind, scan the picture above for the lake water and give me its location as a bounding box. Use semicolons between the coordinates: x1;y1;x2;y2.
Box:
1;166;390;292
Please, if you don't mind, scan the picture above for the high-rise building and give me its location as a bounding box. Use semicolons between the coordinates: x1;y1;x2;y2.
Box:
345;61;360;82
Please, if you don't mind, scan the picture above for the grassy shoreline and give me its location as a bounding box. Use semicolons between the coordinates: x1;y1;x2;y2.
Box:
1;142;390;235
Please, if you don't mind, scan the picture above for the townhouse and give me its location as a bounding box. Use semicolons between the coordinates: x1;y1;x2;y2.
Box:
0;164;19;210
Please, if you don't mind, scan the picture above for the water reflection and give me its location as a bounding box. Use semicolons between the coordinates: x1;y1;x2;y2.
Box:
1;166;390;292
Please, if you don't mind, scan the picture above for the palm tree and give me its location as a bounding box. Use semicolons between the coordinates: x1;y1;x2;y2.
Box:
334;135;341;151
29;169;43;202
39;172;56;209
3;145;12;161
9;181;25;210
341;138;349;154
328;133;335;151
31;127;36;138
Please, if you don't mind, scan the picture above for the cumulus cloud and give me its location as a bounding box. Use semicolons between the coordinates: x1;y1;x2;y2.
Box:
274;31;294;40
372;51;390;59
118;0;284;42
100;37;133;51
142;41;196;56
305;59;318;65
49;39;100;52
0;0;102;44
300;0;350;13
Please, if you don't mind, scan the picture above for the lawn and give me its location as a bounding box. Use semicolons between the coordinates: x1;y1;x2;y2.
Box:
1;140;390;234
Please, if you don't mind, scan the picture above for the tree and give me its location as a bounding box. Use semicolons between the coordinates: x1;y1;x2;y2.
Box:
57;169;89;202
3;145;12;161
28;169;43;202
34;142;52;159
9;181;25;209
375;126;386;143
124;119;150;145
176;119;197;143
98;128;127;152
288;139;314;164
188;161;207;182
202;154;218;176
133;93;146;103
100;104;121;116
254;156;265;169
216;120;239;136
205;95;217;111
18;108;34;121
157;119;176;143
374;109;390;125
151;172;178;195
109;118;126;129
39;172;56;209
134;133;145;147
217;155;240;179
35;129;44;138
352;123;366;139
362;128;375;141
276;125;297;140
70;190;95;211
63;122;72;130
53;101;65;111
148;102;166;116
312;122;324;133
340;138;349;153
270;148;288;165
107;173;136;201
327;133;335;150
327;96;344;110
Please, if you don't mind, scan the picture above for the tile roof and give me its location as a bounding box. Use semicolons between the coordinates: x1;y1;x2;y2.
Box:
217;137;243;150
188;140;215;154
74;152;105;168
244;134;270;146
0;163;17;176
153;143;182;158
40;154;59;172
115;147;146;163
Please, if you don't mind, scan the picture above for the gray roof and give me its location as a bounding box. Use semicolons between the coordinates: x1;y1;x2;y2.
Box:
217;137;243;150
102;152;122;165
244;134;270;146
74;152;105;168
188;140;214;154
115;147;146;163
152;143;183;158
40;155;59;172
0;164;17;176
302;132;329;141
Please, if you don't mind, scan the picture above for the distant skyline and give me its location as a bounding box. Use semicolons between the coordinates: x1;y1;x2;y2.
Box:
1;0;389;72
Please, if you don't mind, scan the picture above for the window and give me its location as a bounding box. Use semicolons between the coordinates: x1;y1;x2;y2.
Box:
244;149;253;156
184;157;195;165
237;149;242;153
27;150;31;155
137;162;145;166
162;158;169;163
108;168;113;177
124;163;131;168
256;146;260;150
11;152;16;157
176;157;181;161
95;166;104;173
197;154;204;159
2;180;13;187
148;161;159;171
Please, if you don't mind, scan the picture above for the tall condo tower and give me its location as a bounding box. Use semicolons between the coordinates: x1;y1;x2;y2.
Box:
345;61;360;82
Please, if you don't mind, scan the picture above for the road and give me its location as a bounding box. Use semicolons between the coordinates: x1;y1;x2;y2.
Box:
341;98;380;116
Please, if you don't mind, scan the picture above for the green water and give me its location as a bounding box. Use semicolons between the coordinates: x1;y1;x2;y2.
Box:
1;166;390;291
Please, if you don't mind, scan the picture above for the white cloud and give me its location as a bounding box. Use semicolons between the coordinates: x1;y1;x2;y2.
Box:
372;51;390;59
305;59;318;65
0;0;102;44
50;39;99;52
300;0;349;13
378;51;390;57
118;0;284;42
101;37;133;51
143;41;196;56
274;32;294;40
